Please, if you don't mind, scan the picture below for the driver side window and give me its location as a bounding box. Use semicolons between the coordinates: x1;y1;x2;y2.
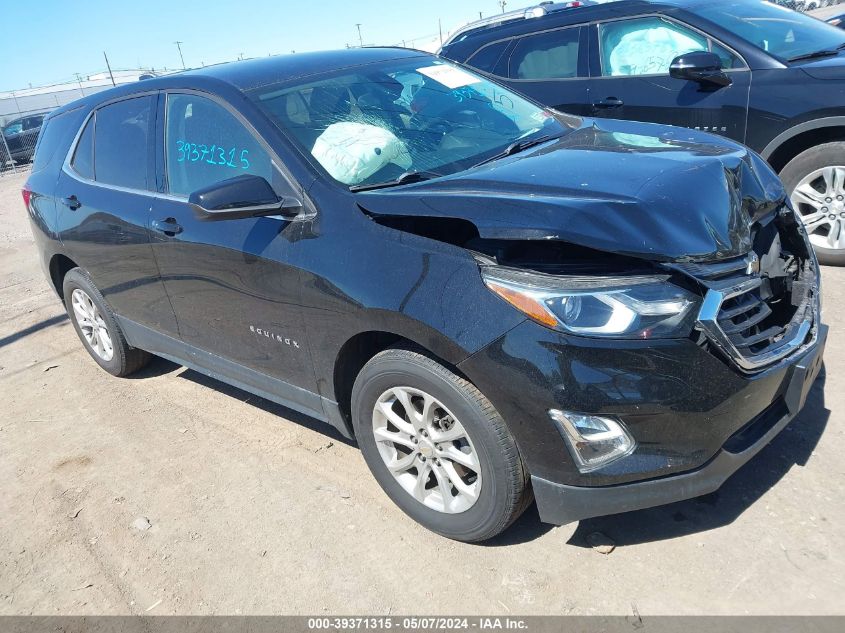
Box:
599;17;738;77
165;93;273;197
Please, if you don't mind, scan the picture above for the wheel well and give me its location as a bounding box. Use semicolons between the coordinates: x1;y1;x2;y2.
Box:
332;331;469;435
49;254;78;299
768;126;845;174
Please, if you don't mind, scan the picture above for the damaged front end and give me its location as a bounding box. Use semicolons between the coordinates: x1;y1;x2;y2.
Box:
357;120;821;373
671;208;820;373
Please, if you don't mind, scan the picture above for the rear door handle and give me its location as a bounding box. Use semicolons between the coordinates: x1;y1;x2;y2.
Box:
61;195;81;210
592;97;624;110
151;217;183;236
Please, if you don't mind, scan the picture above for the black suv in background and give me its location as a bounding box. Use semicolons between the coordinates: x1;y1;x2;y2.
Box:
2;113;46;165
440;0;845;264
24;49;824;541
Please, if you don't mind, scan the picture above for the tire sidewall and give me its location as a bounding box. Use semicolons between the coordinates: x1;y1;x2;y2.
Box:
63;269;126;375
781;142;845;266
352;354;511;541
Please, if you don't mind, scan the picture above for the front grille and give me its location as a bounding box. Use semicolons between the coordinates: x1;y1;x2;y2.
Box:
717;284;777;355
670;224;819;373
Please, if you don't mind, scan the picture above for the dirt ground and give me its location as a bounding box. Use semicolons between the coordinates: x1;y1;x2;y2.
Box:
0;168;843;616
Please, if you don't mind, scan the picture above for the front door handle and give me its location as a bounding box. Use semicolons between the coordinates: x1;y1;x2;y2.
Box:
151;217;183;236
592;97;624;110
61;195;81;210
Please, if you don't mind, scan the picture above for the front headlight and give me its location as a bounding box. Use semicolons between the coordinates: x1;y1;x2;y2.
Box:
481;266;700;339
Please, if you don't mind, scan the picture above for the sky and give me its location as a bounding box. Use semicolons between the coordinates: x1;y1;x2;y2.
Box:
0;0;509;91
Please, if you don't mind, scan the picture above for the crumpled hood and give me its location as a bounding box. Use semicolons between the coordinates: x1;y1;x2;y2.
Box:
357;118;787;263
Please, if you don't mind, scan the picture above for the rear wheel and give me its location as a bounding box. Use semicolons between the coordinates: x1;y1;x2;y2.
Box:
63;268;151;377
781;142;845;266
351;348;531;542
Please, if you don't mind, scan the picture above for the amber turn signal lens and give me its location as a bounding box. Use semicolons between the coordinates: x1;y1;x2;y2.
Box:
485;280;559;328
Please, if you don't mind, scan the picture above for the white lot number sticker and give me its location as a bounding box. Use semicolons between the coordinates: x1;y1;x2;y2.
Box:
417;65;481;89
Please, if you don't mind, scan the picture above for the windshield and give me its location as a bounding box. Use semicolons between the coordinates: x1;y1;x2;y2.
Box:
3;122;23;137
696;0;845;61
248;57;567;187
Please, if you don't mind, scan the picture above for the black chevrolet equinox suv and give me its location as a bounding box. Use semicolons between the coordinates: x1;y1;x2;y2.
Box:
440;0;845;265
24;48;825;542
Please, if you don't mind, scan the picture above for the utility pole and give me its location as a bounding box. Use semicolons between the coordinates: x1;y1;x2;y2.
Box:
499;0;507;13
174;41;186;69
355;23;364;47
439;18;443;46
74;73;85;96
103;51;116;86
10;91;21;115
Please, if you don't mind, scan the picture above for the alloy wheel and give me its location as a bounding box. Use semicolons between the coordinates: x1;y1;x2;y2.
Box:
371;386;482;514
71;288;114;361
791;166;845;251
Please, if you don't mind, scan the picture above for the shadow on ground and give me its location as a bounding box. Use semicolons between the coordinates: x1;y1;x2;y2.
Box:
132;355;354;446
0;313;67;348
123;355;830;548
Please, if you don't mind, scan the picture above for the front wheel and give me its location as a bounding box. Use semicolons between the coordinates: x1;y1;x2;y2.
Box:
351;348;531;542
781;142;845;266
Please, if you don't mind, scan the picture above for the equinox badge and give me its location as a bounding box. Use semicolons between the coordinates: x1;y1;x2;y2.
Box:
249;325;300;349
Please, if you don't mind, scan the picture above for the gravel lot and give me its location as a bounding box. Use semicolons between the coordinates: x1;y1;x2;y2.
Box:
0;168;843;616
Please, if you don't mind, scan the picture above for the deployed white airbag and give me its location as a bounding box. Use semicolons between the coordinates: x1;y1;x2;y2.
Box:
608;26;705;77
311;122;412;185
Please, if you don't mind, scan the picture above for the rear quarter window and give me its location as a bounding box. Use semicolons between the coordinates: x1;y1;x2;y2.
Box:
71;116;95;180
31;107;87;173
466;40;511;74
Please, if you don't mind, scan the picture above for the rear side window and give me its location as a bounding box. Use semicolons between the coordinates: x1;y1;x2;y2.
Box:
93;96;154;190
31;107;87;173
71;116;95;180
509;28;581;79
466;40;510;74
165;93;273;197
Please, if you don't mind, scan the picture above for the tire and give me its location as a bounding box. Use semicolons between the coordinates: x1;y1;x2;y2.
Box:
351;347;531;542
62;267;151;377
781;142;845;266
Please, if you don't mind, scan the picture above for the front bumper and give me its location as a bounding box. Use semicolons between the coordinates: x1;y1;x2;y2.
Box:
535;324;825;524
458;318;827;525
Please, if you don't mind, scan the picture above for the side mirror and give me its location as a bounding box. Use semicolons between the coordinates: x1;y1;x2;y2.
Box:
669;51;732;87
188;174;302;221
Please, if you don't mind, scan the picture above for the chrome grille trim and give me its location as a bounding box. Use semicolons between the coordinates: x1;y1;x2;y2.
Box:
669;208;821;373
696;278;817;373
670;246;819;373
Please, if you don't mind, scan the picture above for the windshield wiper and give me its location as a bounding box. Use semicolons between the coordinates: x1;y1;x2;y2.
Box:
470;134;559;169
349;170;443;192
788;43;845;63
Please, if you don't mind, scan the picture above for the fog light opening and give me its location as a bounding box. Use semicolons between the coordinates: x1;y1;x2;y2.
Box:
549;410;636;473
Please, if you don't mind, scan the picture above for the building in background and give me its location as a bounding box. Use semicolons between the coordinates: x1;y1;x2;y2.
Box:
0;69;162;126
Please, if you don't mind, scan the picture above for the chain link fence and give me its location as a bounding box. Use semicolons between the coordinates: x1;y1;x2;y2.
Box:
0;69;158;178
0;109;47;177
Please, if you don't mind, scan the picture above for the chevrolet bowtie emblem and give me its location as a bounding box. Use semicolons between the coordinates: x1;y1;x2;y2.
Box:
746;253;760;275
